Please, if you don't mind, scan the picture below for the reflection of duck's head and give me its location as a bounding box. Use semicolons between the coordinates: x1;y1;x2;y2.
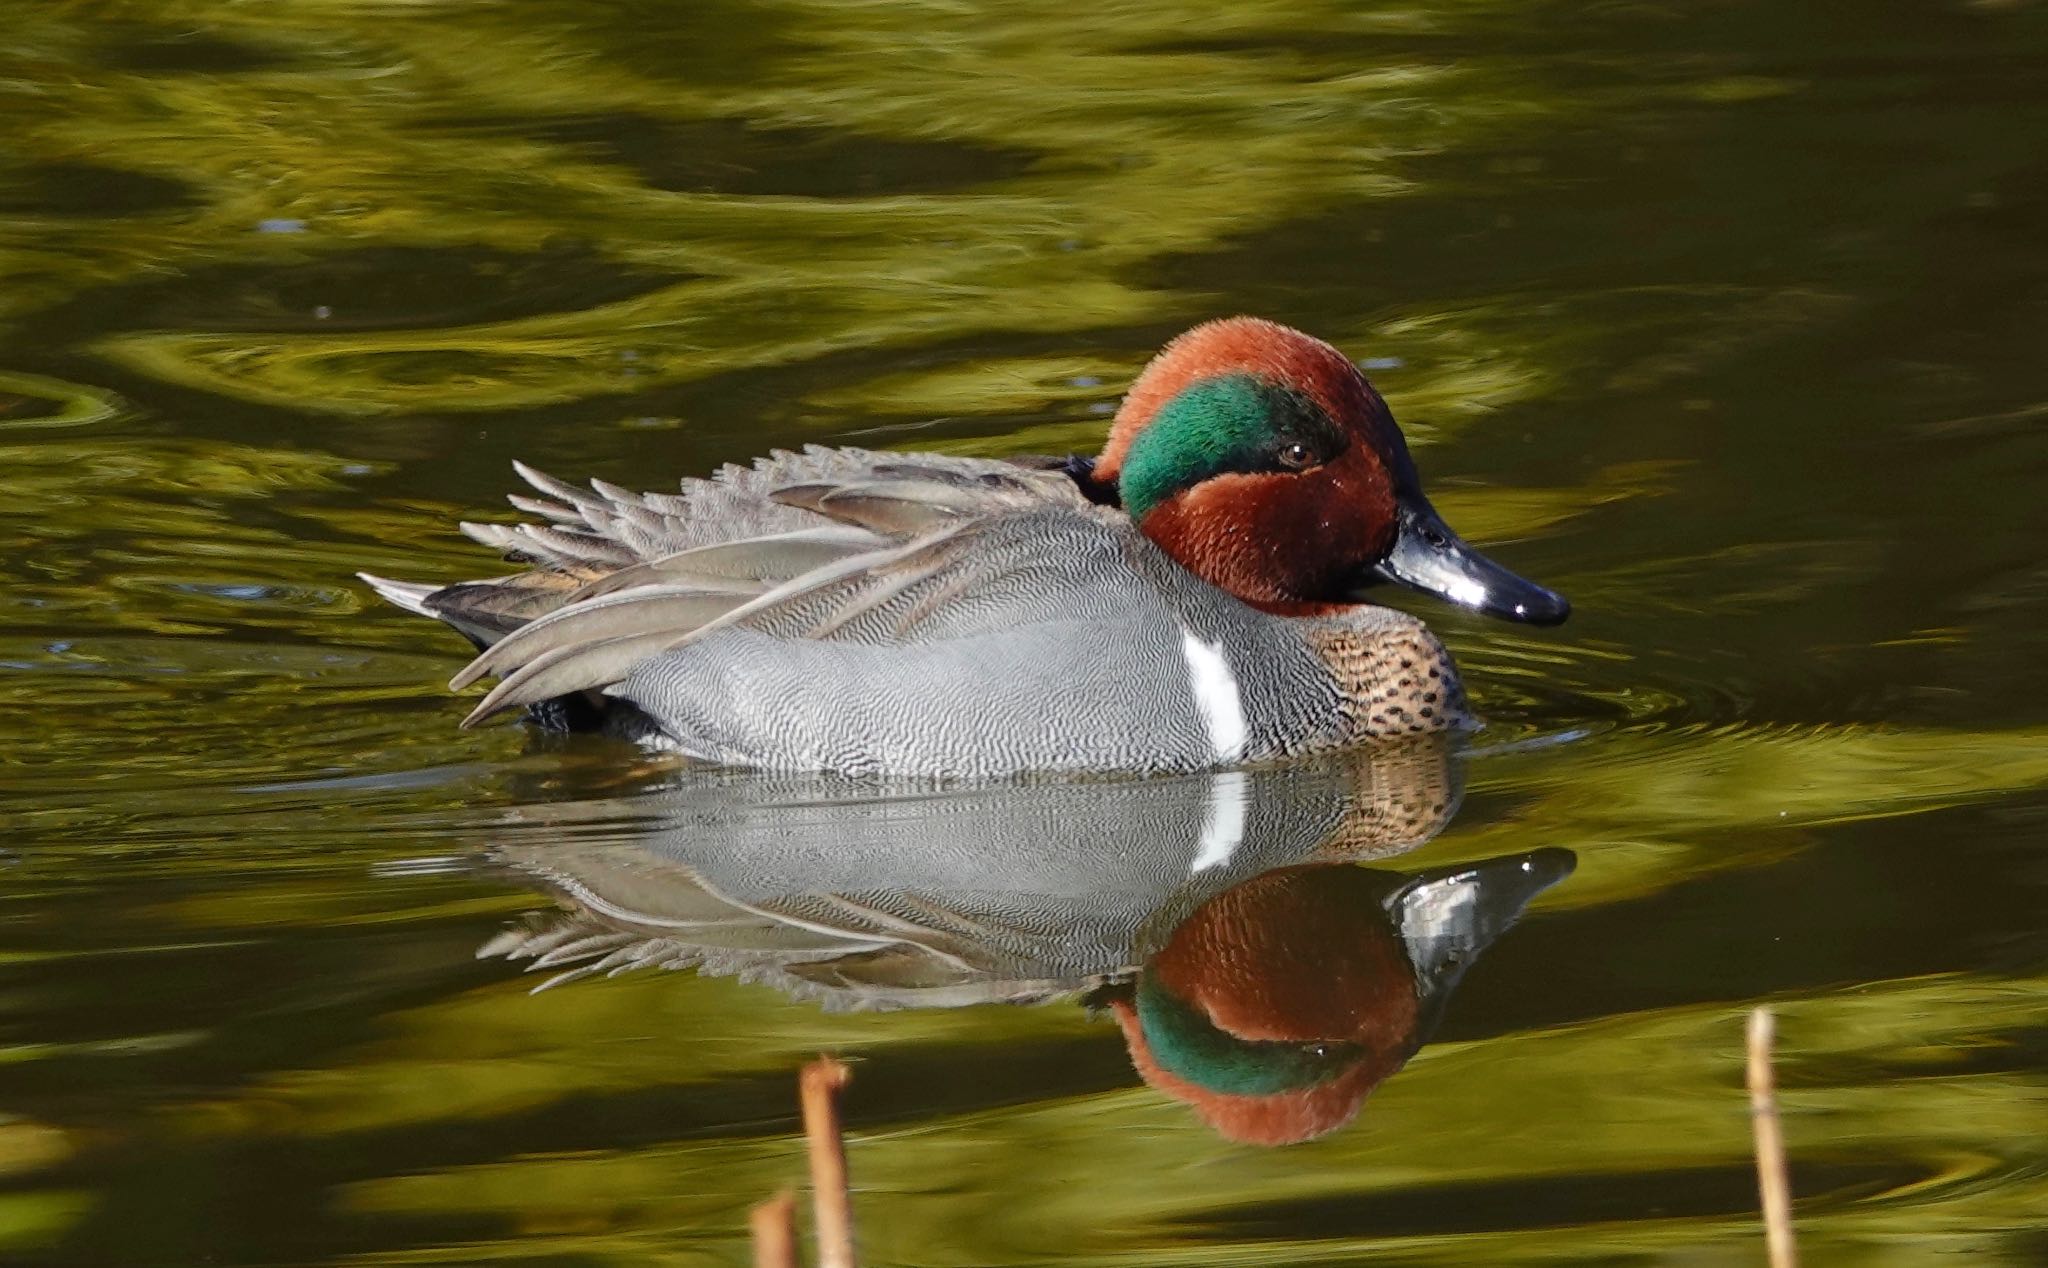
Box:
1107;849;1574;1145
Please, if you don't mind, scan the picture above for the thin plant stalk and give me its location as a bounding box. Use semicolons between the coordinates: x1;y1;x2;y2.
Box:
801;1056;857;1268
1747;1008;1798;1268
751;1191;799;1268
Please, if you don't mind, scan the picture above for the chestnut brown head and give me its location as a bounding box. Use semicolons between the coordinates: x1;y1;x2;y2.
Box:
1094;317;1568;624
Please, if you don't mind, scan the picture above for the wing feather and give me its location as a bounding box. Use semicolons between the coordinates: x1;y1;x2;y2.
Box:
370;445;1121;723
462;630;698;726
449;583;761;692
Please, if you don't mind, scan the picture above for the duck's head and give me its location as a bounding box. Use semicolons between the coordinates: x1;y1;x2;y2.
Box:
1091;317;1569;625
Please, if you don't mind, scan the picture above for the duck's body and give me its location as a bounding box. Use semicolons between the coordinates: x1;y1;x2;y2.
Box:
362;318;1567;776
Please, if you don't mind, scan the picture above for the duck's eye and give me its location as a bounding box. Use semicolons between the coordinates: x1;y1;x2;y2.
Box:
1277;441;1317;470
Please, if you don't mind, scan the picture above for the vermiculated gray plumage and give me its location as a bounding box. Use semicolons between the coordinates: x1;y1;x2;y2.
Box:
361;446;1469;776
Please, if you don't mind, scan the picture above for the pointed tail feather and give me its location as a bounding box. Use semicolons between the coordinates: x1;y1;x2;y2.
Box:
357;572;440;618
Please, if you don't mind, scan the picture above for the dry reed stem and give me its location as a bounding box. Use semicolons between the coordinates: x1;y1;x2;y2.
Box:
1747;1008;1798;1268
750;1191;799;1268
801;1056;856;1268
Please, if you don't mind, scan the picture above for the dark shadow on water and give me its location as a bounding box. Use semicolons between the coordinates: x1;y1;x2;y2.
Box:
97;25;296;75
21;243;691;343
1175;1159;1921;1243
430;112;1044;198
0;163;198;218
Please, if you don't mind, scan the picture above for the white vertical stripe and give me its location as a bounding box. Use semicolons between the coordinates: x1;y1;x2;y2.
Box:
1178;628;1248;763
1189;770;1250;874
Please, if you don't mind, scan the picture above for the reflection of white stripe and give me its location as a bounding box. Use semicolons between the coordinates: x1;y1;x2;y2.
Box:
1190;770;1250;873
1179;629;1247;762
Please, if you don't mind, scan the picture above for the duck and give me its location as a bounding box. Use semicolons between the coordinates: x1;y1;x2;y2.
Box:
360;317;1569;778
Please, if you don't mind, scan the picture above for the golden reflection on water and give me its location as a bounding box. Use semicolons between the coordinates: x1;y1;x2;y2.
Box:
7;0;1581;425
2;0;2047;1264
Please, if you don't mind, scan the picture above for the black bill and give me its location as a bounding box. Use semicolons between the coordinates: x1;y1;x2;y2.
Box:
1365;498;1570;626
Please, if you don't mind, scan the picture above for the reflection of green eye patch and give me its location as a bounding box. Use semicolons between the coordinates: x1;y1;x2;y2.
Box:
1134;976;1361;1096
1118;373;1346;519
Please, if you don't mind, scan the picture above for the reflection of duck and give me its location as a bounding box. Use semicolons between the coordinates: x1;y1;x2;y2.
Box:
478;738;1572;1144
1102;852;1572;1145
482;737;1462;1006
363;318;1567;777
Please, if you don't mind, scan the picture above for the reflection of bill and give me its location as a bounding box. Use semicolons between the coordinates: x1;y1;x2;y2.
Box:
1099;853;1572;1145
475;736;1569;1144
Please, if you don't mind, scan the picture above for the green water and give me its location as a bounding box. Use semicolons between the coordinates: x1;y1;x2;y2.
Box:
3;0;2046;1262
